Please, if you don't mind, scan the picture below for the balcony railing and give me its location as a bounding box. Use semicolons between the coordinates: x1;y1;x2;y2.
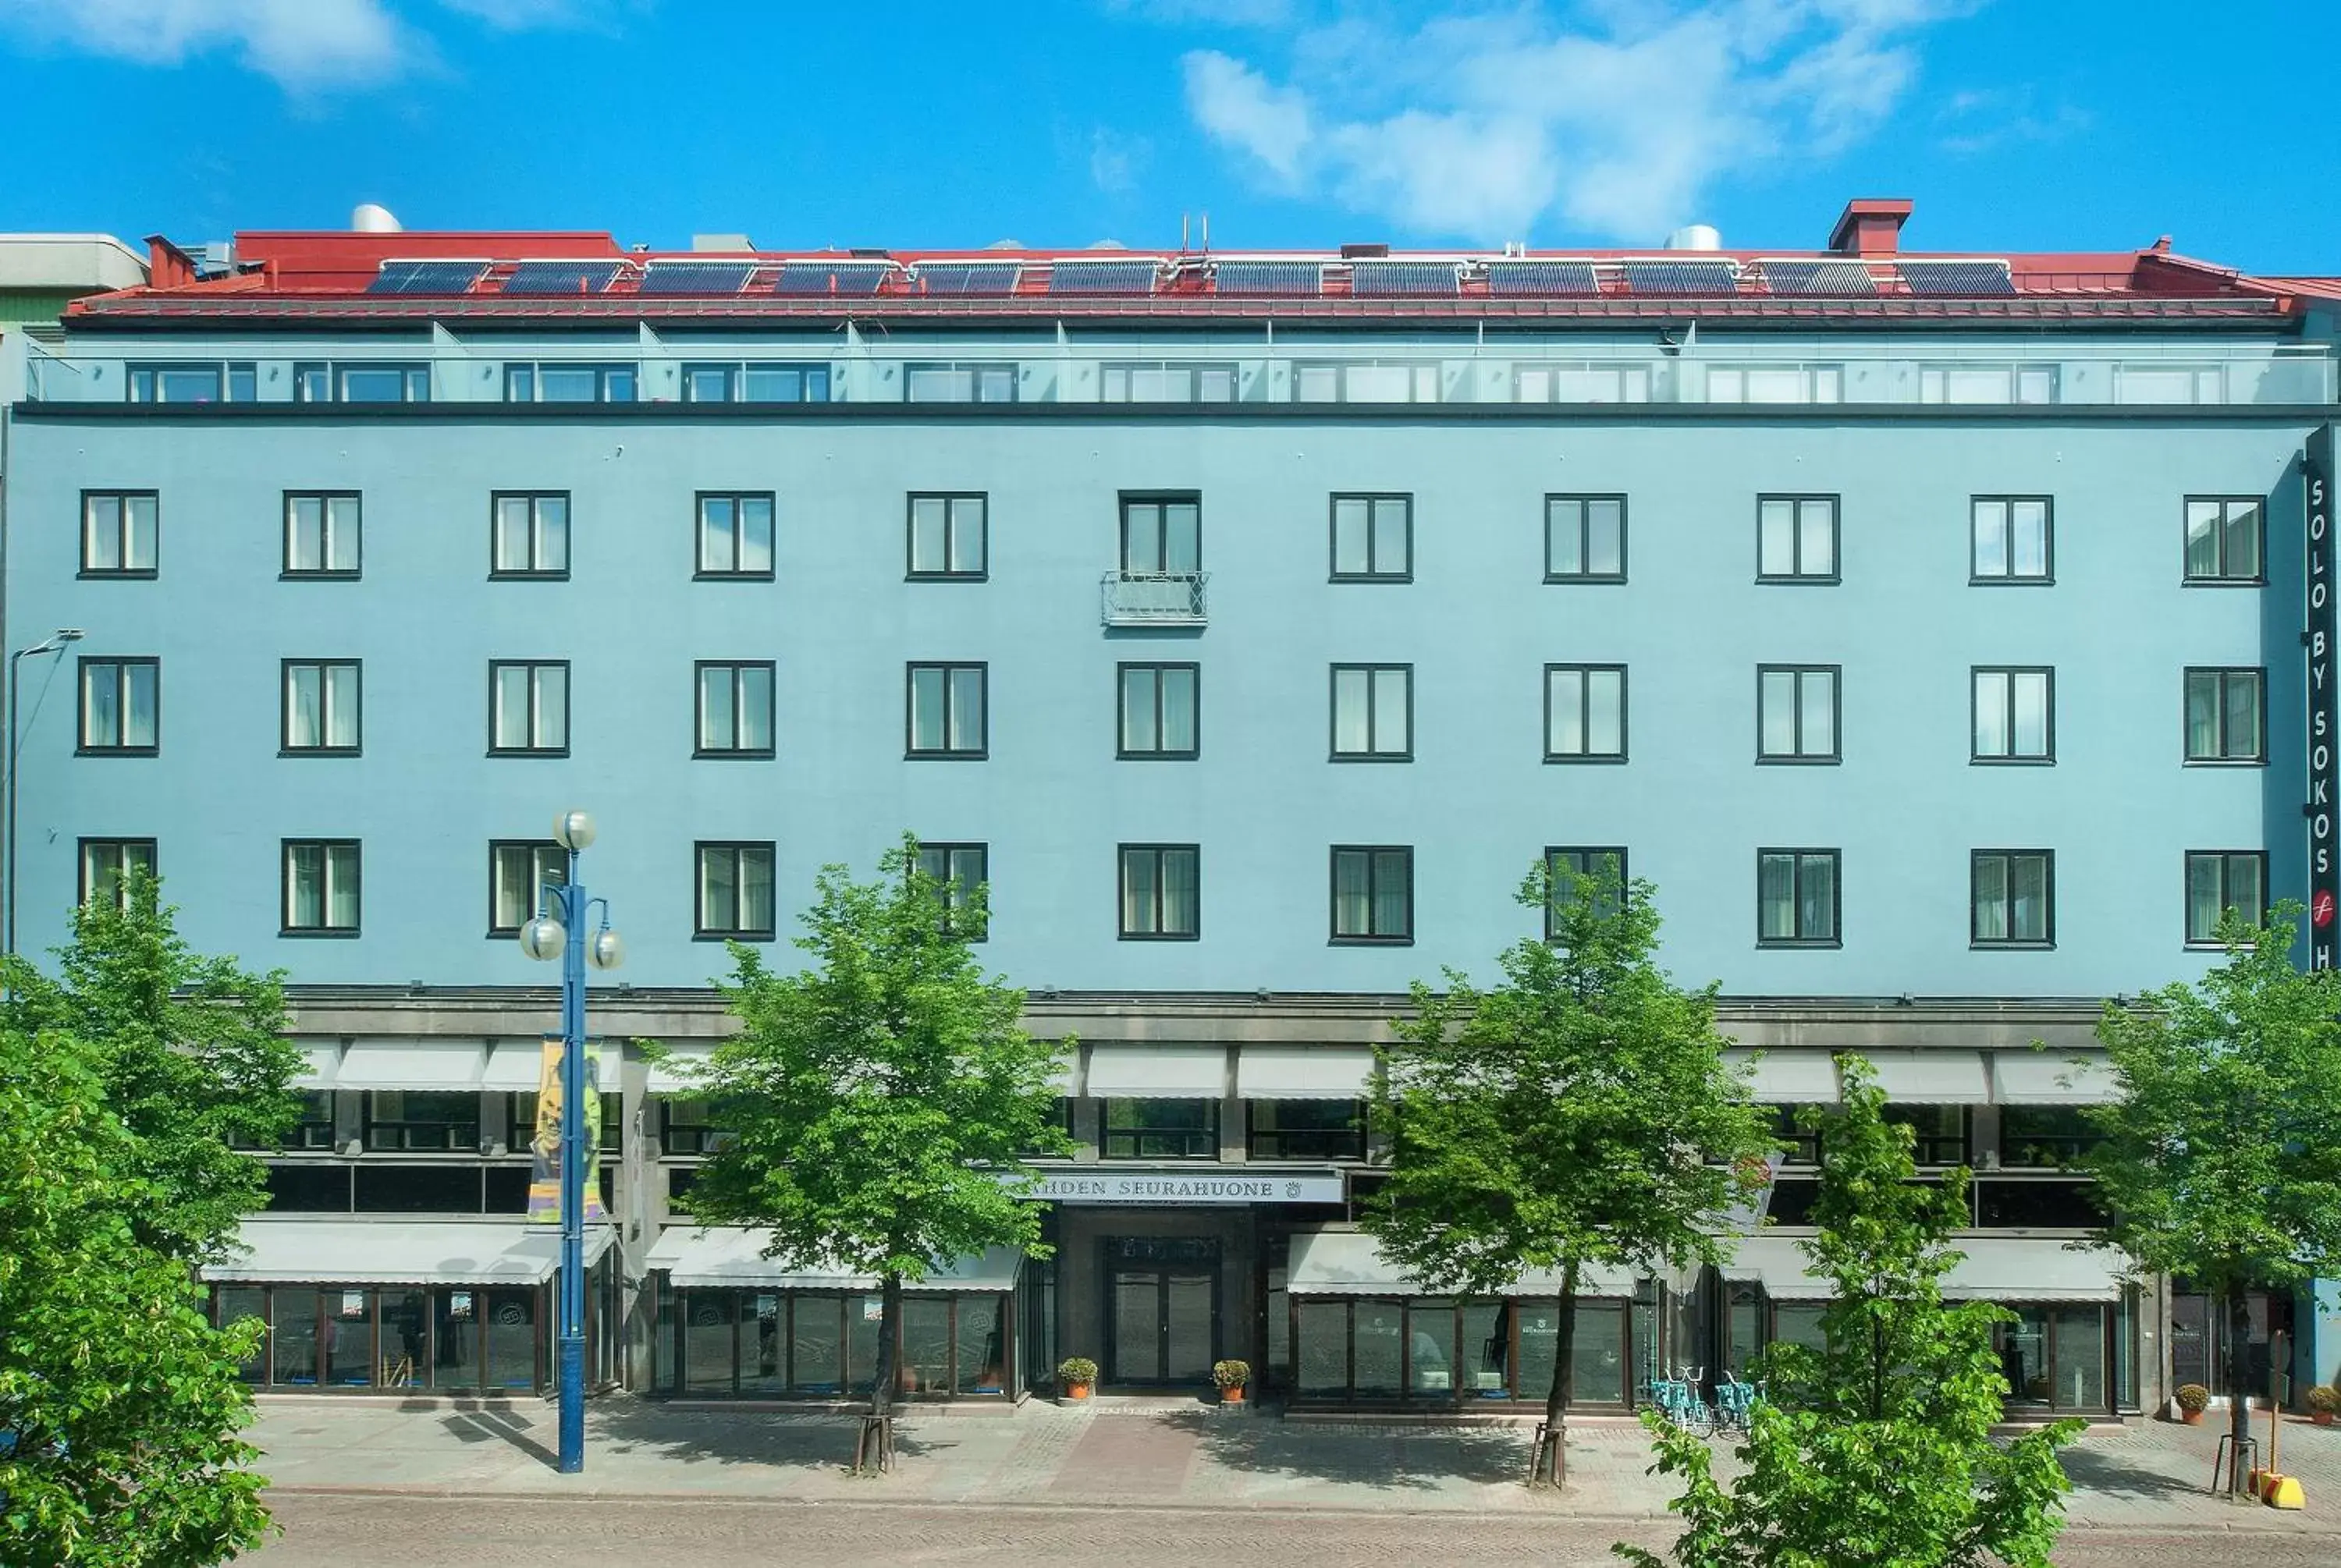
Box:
1101;569;1208;627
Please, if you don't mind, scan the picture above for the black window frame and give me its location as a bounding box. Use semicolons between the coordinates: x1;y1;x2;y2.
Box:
914;841;990;942
1329;844;1414;946
504;362;637;404
488;839;565;938
76;656;159;757
1543;846;1627;938
1754;664;1841;764
904;662;989;760
1969;495;2054;584
1971;849;2055;949
281;838;361;938
1543;493;1628;584
282;491;362;580
363;1090;480;1153
1116;662;1200;761
1247;1099;1367;1161
2184;850;2268;947
2182;666;2266;764
279;658;363;757
1117;843;1201;941
336;363;432;404
1328;663;1412;761
1755;494;1840;584
1543;662;1628;763
905;492;989;581
694;840;777;942
77;836;157;910
487;659;571;757
488;491;571;580
79;488;159;579
1970;665;2055;764
1099;1098;1219;1160
903;362;1018;403
1327;492;1414;583
693;491;777;581
694;660;777;760
1118;491;1202;576
2181;495;2265;585
1884;1105;1971;1167
1756;848;1841;949
126;362;222;405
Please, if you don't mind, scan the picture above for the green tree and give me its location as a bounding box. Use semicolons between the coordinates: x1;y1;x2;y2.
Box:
1367;861;1773;1485
2;1025;274;1566
687;836;1071;1454
1;870;300;1264
1619;1061;2081;1568
2081;903;2341;1476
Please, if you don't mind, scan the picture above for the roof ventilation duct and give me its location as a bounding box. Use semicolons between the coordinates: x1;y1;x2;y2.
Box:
1664;224;1721;251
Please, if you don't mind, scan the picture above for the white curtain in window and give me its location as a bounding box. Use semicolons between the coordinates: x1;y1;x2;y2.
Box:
1333;852;1372;936
1162;850;1199;935
1796;501;1835;576
1160;667;1195;752
494;665;533;749
1121;850;1160;934
1758;854;1797;940
1798;671;1833;757
1371;669;1408;754
1370;850;1409;935
123;664;158;748
326;846;358;928
947;667;983;749
1334;668;1372;753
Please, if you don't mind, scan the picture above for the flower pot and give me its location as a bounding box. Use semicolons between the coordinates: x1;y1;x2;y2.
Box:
1221;1385;1245;1404
2181;1408;2204;1426
1064;1382;1092;1401
2314;1411;2334;1427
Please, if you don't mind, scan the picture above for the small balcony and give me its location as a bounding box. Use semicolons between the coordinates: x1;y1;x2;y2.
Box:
1100;570;1209;628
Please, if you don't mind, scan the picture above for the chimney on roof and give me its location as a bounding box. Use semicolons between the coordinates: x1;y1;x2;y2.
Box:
142;234;199;289
1828;197;1913;257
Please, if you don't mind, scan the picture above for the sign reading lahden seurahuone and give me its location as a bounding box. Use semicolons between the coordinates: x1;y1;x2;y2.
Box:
1025;1171;1346;1205
2311;427;2338;971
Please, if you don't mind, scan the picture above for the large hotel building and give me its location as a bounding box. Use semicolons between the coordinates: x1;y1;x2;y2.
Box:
3;199;2336;1418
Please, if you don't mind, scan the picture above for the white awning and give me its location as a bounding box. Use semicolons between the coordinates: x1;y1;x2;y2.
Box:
1719;1235;1833;1300
1724;1234;2127;1304
201;1220;613;1286
291;1041;340;1090
1724;1049;1838;1103
1991;1052;2117;1105
645;1227;1023;1293
1044;1046;1080;1097
481;1039;610;1094
645;1042;712;1095
334;1038;487;1091
1085;1044;1227;1098
1286;1231;1639;1298
1863;1050;1990;1104
1237;1045;1374;1100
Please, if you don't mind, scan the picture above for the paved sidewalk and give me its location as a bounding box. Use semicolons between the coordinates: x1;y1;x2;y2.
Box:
249;1396;2341;1531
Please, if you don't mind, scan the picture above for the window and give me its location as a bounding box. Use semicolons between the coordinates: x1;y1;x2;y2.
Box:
915;842;988;941
1543;847;1626;937
1330;846;1412;945
505;363;636;403
127;363;223;403
1920;364;2058;405
2118;364;2225;405
1544;665;1626;761
695;492;776;579
1119;844;1199;940
1117;663;1198;758
1120;494;1200;575
1545;495;1625;582
1249;1101;1365;1161
682;363;829;403
1101;1099;1217;1159
489;841;564;936
1330;665;1411;760
1708;365;1842;403
2183;497;2264;584
1103;362;1237;402
79;838;156;910
1972;850;2054;947
1757;850;1839;947
1971;497;2051;583
904;363;1016;403
284;493;361;577
660;1099;730;1156
1757;666;1838;763
81;491;158;576
2185;850;2267;945
283;840;361;935
906;494;986;580
490;492;570;578
2001;1106;2104;1169
1330;495;1411;581
281;660;361;754
1769;1105;1821;1166
2183;668;2265;763
293;362;329;403
695;662;775;758
1757;495;1838;582
695;842;776;940
1885;1106;1969;1166
488;662;569;755
78;658;158;754
336;364;431;403
364;1091;478;1152
1515;363;1650;403
906;663;986;758
1294;362;1439;403
1973;668;2053;763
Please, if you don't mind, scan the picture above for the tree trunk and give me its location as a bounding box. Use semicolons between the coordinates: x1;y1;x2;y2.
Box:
2226;1286;2254;1492
1540;1265;1580;1488
872;1272;902;1420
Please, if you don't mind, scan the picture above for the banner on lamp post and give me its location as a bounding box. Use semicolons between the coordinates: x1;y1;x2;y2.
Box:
528;1037;605;1223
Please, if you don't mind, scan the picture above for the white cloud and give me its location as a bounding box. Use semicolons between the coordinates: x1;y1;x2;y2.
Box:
1173;1;1977;242
1107;0;1295;26
435;0;616;27
1089;127;1153;193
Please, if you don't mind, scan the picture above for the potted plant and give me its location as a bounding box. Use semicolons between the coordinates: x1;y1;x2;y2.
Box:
1213;1359;1252;1404
2176;1383;2211;1425
1057;1356;1098;1401
2308;1385;2340;1427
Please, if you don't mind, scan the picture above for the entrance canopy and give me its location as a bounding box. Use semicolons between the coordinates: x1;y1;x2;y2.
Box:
1722;1234;2128;1304
1286;1231;1640;1298
645;1226;1024;1292
201;1219;614;1286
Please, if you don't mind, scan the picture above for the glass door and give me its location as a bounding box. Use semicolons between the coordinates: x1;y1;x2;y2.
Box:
1164;1272;1214;1382
1103;1237;1220;1385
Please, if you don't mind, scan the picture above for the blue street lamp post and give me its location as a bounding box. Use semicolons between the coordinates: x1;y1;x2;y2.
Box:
519;809;623;1474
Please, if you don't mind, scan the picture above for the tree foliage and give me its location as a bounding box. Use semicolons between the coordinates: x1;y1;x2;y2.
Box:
1367;862;1773;1484
2081;903;2341;1459
687;836;1072;1433
1;1026;274;1566
1618;1061;2080;1568
0;871;300;1264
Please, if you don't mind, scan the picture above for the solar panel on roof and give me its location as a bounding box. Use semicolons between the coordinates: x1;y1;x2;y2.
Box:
1897;259;2016;297
773;261;891;297
1213;261;1323;296
1482;260;1602;298
1349;261;1460;296
366;261;488;296
918;261;1022;296
638;261;755;297
1047;259;1160;295
1760;258;1877;298
501;261;624;296
1618;258;1739;296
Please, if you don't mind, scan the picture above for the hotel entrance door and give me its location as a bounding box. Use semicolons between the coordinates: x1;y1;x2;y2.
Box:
1104;1237;1218;1385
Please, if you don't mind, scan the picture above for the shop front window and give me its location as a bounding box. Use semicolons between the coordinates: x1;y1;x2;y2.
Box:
1352;1300;1403;1396
1572;1300;1629;1405
436;1288;480;1389
325;1290;375;1387
1771;1304;1828;1353
1724;1283;1763;1378
1517;1300;1560;1405
958;1295;1007;1394
1409;1300;1455;1398
274;1291;322;1386
484;1287;540;1391
380;1290;430;1389
1296;1300;1348;1396
1461;1301;1511;1399
685;1290;735;1393
217;1286;269;1382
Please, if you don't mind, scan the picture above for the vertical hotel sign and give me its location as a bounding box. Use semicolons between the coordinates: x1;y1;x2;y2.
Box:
2311;427;2338;970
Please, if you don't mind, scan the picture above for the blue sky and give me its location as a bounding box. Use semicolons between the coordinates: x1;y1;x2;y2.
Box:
0;0;2336;272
